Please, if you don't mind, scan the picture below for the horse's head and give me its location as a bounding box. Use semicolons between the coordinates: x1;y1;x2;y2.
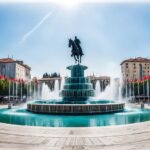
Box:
68;38;72;47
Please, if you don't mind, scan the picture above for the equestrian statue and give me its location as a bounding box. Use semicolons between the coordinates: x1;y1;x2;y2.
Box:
68;36;84;64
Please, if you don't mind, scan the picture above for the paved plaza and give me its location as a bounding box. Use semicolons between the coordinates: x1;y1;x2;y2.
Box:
0;120;150;150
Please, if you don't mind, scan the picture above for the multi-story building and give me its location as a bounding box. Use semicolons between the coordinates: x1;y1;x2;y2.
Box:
121;57;150;81
0;58;31;81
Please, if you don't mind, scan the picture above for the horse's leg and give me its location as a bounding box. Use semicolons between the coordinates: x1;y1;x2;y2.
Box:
74;55;77;63
77;55;79;64
77;55;80;64
74;56;76;63
76;56;78;63
79;55;81;63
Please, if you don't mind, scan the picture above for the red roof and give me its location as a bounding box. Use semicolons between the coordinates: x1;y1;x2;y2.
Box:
0;58;15;63
0;58;31;70
120;57;150;65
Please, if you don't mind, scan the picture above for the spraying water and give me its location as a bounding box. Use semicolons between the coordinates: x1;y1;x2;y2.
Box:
61;77;65;90
41;80;61;100
41;83;51;100
118;79;123;101
95;80;101;97
53;80;60;99
41;77;123;101
97;78;122;101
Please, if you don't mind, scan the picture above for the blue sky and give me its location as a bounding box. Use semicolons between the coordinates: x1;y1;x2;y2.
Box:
0;2;150;78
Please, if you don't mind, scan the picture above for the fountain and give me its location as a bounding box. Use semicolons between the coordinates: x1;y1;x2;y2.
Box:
27;37;125;114
1;37;150;127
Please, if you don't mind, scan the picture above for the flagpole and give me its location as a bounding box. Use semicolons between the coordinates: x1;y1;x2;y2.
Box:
132;81;134;97
125;80;128;99
9;80;10;102
27;82;28;101
138;81;140;97
13;80;14;103
30;81;31;99
146;76;149;104
34;82;36;99
16;81;18;104
21;80;22;102
8;79;11;109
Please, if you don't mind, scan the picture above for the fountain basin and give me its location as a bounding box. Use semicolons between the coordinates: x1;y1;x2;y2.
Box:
0;106;150;127
27;100;125;114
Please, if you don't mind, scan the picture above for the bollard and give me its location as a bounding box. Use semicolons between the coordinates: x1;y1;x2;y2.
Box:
141;103;144;109
8;103;12;109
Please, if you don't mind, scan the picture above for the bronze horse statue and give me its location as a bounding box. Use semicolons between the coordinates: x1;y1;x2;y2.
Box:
68;37;84;64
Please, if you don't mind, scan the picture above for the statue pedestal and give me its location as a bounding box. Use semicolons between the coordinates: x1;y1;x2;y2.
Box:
67;65;87;77
61;64;95;101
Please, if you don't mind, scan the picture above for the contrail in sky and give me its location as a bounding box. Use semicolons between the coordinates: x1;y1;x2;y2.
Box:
20;10;54;44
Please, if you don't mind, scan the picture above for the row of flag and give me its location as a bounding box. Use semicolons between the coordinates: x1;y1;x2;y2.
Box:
126;76;150;83
0;75;39;84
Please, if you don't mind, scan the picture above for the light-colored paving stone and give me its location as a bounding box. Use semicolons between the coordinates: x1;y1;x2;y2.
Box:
0;121;150;150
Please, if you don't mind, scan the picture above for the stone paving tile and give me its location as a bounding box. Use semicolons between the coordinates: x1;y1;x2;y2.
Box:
64;137;73;146
74;137;84;146
89;137;103;145
46;138;60;147
83;138;93;146
0;122;150;149
55;137;66;147
67;137;76;146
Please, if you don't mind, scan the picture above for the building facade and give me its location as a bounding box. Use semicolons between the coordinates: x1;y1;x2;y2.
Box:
0;58;31;81
121;57;150;81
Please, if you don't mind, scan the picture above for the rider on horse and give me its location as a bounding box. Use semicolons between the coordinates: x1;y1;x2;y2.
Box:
68;36;84;64
74;36;84;56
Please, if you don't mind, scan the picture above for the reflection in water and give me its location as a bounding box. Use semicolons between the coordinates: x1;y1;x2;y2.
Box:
90;119;97;127
0;108;150;127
